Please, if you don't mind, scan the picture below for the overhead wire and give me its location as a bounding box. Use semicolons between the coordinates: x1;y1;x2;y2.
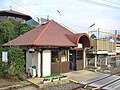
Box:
10;0;40;17
101;0;120;6
10;0;57;20
9;0;120;31
79;0;120;9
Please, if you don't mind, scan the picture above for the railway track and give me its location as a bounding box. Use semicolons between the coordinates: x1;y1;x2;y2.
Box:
71;72;120;90
42;72;120;90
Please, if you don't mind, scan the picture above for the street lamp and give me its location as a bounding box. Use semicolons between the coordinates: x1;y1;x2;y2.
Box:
88;23;95;37
57;10;61;23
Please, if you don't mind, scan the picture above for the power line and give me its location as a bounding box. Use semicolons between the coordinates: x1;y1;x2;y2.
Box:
10;0;39;17
79;0;120;9
10;0;57;20
101;0;120;6
108;0;120;4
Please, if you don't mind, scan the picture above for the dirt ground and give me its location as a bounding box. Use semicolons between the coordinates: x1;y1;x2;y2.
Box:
0;78;19;88
16;86;37;90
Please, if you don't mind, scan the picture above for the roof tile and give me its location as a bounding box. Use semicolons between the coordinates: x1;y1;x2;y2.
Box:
3;20;76;47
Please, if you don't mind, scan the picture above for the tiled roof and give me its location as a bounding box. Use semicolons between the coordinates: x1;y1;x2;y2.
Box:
3;20;77;47
67;33;92;47
0;10;32;20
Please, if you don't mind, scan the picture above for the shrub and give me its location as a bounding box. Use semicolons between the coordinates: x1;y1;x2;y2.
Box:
0;46;26;79
8;46;25;77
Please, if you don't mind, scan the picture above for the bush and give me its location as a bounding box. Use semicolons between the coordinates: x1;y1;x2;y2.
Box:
0;46;26;79
8;46;25;77
0;56;8;78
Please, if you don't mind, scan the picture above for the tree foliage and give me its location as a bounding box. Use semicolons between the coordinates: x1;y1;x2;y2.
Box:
8;46;25;77
0;19;35;78
90;34;96;39
0;47;25;78
0;18;35;44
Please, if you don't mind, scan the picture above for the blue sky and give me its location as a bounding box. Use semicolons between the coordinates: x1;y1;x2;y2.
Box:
1;0;120;33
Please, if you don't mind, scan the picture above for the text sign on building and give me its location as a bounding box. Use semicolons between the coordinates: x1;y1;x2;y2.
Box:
78;43;82;48
2;51;8;62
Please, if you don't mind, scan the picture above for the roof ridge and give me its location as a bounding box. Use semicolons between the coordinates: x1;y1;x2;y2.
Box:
33;20;52;45
60;23;76;34
0;10;30;16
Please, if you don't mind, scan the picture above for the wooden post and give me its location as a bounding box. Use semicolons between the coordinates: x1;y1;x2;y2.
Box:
40;50;43;77
38;51;41;77
58;50;62;74
95;55;97;67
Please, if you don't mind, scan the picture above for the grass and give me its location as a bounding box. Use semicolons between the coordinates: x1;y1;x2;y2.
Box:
43;74;62;79
20;81;28;85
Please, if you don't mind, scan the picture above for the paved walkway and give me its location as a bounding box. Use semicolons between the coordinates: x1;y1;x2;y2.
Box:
27;70;104;88
27;78;44;87
64;70;104;82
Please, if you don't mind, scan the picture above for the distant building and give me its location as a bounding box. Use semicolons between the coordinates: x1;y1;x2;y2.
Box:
116;35;120;53
116;35;120;66
0;10;31;22
87;30;116;68
0;10;39;25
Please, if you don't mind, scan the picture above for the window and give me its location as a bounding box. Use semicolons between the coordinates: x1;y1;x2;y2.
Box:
51;50;68;62
16;17;22;20
61;50;68;62
77;50;83;60
51;50;59;62
0;16;6;20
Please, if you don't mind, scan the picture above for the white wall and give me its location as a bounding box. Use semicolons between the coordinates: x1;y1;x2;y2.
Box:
32;51;38;74
26;50;51;77
26;50;41;77
38;52;41;77
26;51;32;72
83;48;86;68
42;50;51;77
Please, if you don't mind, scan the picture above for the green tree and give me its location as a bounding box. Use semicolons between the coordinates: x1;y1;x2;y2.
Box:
0;18;35;60
9;18;34;36
0;18;35;44
90;34;96;39
0;20;15;44
7;46;25;77
0;47;25;78
0;18;35;78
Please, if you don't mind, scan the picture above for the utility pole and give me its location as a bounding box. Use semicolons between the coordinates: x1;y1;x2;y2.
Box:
96;28;100;68
97;28;100;53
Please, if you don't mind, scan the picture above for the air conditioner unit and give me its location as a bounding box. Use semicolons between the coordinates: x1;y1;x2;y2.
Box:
28;68;32;77
28;68;36;77
32;68;36;77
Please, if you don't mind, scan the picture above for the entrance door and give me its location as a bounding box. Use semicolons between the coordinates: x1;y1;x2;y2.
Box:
70;51;76;70
76;50;83;70
51;50;59;74
70;50;84;71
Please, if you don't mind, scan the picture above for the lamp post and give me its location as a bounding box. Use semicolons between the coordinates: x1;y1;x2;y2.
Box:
88;23;95;36
57;10;61;23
